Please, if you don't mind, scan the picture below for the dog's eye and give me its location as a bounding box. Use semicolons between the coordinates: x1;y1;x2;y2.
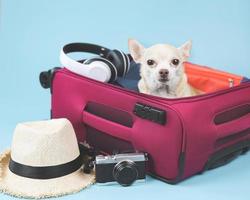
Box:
147;59;155;66
171;59;179;66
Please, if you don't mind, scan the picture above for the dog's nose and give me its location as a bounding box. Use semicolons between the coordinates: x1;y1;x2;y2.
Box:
159;69;169;77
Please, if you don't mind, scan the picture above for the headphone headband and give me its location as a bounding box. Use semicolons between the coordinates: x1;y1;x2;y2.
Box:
60;43;134;82
62;43;110;57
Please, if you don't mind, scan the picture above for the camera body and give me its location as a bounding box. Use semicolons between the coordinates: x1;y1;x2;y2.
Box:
95;153;147;186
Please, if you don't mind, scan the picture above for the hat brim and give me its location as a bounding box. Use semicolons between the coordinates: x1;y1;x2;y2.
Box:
0;150;95;199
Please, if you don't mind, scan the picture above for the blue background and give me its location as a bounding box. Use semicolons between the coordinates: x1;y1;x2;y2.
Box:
0;0;250;199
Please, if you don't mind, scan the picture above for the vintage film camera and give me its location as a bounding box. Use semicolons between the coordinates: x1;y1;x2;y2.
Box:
95;153;147;186
82;148;147;187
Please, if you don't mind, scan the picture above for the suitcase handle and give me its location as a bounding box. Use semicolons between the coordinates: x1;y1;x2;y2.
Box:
82;110;132;141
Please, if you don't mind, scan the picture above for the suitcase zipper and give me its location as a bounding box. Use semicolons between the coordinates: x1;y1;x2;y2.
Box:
59;68;250;105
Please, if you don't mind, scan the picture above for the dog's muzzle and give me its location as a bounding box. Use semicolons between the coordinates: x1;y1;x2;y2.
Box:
158;77;169;83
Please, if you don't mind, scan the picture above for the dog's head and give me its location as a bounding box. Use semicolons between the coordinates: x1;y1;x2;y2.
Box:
128;39;192;91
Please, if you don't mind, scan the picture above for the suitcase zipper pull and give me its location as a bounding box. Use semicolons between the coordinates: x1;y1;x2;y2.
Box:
228;78;234;87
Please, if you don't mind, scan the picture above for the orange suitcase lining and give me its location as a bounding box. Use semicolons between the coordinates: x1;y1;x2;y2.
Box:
184;62;243;93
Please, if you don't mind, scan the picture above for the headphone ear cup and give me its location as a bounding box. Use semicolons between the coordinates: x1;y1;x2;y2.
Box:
84;58;117;82
106;50;127;77
124;53;131;73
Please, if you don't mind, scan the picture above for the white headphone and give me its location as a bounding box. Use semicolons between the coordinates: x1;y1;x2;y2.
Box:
60;43;132;82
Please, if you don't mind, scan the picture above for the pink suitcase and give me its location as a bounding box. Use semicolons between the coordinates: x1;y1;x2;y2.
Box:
40;62;250;183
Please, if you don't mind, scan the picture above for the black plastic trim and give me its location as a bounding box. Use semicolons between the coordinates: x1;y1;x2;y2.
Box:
39;67;61;94
204;139;250;171
214;104;250;125
85;102;134;128
215;127;250;147
133;102;166;125
148;140;250;184
147;152;185;184
50;109;52;119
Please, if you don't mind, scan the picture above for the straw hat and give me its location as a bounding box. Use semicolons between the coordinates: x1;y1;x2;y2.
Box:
0;118;95;198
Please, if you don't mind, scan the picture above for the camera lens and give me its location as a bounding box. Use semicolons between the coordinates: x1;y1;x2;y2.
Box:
113;160;138;186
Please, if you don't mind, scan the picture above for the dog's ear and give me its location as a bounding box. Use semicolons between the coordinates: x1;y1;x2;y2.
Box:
178;40;192;61
128;39;145;62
